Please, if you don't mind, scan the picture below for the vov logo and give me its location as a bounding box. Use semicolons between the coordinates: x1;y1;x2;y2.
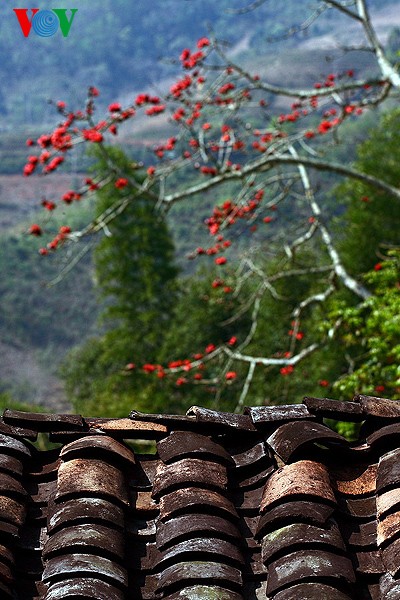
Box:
13;8;78;38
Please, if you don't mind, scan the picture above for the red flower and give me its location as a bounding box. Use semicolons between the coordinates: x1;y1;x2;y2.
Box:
147;166;156;177
59;226;71;235
212;279;223;288
82;129;103;143
143;363;156;373
41;200;56;211
280;365;294;376
39;151;51;163
374;263;383;271
319;380;330;387
176;377;187;386
225;371;237;380
115;178;128;189
205;344;216;354
62;190;79;204
89;86;100;97
228;336;237;346
375;385;385;393
215;257;227;265
263;216;273;223
23;162;36;176
108;102;121;112
37;134;51;148
85;178;99;191
29;224;42;236
317;120;332;134
39;248;48;256
197;37;210;48
200;166;217;175
145;105;166;116
44;156;64;173
47;238;59;250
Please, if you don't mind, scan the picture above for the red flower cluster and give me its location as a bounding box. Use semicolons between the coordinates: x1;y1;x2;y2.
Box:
170;74;192;98
41;199;56;211
153;137;177;158
82;129;103;143
145;105;166;116
180;47;205;70
44;156;64;173
85;178;99;191
29;224;42;236
225;371;237;380
288;329;304;341
62;190;81;204
115;178;128;189
108;102;121;112
280;365;294;376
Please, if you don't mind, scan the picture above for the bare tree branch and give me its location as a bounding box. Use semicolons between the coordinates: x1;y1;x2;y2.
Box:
162;152;400;206
288;145;371;300
356;0;400;88
234;362;256;413
323;0;361;21
224;342;319;366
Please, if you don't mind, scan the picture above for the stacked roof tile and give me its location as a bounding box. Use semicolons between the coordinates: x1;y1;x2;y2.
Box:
0;395;400;598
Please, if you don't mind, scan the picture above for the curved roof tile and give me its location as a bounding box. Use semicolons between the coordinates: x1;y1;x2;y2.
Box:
0;395;397;598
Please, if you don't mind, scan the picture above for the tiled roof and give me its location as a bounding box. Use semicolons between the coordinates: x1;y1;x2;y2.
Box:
0;395;400;598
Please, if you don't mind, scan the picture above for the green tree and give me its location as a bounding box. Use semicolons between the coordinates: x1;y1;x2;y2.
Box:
333;250;400;399
336;109;400;275
62;148;179;415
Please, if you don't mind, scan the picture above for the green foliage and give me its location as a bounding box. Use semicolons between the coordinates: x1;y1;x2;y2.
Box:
94;152;178;355
335;109;400;274
333;250;400;399
62;148;179;415
0;392;47;414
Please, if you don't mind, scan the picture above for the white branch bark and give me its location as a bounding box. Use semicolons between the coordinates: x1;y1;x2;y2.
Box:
288;145;371;300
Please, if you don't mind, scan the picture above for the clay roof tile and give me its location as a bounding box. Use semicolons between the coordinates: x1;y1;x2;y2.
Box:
0;397;397;598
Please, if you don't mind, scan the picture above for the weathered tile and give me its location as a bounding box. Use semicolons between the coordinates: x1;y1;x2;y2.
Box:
303;396;364;421
267;420;347;462
260;460;336;511
157;431;234;465
157;561;243;593
273;582;352;599
55;459;129;505
44;578;125;600
156;513;240;550
261;521;345;564
245;404;312;423
153;458;228;498
266;549;356;594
